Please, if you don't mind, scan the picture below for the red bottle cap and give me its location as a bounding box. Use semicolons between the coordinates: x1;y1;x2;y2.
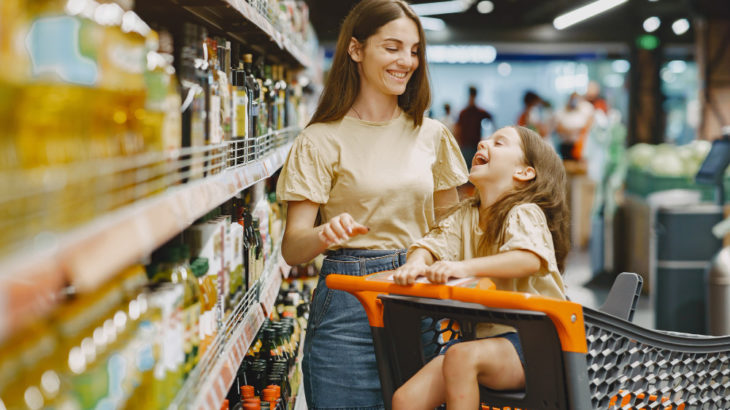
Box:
265;385;281;397
262;388;277;401
241;385;255;399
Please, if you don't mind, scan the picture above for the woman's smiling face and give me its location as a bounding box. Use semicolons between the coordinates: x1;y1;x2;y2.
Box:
350;16;420;97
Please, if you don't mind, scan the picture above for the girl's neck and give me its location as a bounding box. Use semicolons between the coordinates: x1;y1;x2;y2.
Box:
477;181;513;211
350;88;400;122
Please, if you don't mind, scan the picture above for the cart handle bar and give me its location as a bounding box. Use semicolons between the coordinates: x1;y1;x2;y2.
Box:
326;272;587;354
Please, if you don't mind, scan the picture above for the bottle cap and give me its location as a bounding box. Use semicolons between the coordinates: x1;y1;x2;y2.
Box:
242;402;259;410
266;384;281;397
262;388;277;401
241;385;255;399
220;399;229;410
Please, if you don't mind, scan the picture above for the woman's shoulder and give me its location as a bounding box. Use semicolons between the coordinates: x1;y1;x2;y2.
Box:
420;116;449;133
302;120;340;137
297;121;345;146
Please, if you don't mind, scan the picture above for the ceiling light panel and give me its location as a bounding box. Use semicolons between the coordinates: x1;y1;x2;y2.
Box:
553;0;629;30
411;0;476;16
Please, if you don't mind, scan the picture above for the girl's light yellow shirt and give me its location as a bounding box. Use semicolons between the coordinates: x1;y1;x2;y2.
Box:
410;202;566;337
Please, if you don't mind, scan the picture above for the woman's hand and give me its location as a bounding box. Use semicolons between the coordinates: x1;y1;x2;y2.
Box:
393;262;429;285
318;212;369;247
426;261;467;284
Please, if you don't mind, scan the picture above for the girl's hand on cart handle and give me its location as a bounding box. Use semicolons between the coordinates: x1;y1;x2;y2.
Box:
426;261;468;284
318;212;369;247
393;262;429;285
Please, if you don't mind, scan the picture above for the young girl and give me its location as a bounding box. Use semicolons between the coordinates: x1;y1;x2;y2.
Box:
392;125;570;410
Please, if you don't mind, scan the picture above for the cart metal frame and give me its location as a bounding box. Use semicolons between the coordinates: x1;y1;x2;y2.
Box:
327;271;730;409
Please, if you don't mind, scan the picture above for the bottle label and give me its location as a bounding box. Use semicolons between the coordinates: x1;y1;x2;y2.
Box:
233;89;249;138
209;95;222;144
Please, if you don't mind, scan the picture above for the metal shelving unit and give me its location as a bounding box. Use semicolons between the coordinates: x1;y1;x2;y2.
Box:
170;240;291;410
0;128;297;341
135;0;314;69
2;1;316;407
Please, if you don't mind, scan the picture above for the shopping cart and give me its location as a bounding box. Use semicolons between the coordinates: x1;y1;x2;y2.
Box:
326;271;730;409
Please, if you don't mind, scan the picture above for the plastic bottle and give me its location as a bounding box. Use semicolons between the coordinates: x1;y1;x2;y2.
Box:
191;257;217;356
149;245;202;377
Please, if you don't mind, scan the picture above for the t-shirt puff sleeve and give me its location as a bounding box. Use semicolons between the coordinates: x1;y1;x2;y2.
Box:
408;206;465;262
276;132;332;204
498;203;559;275
433;124;469;191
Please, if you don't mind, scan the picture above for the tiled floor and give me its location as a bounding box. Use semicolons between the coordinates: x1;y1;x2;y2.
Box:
563;246;655;329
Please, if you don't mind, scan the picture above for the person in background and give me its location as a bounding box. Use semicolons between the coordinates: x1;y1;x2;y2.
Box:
555;92;594;160
275;0;468;408
585;81;609;113
455;85;494;166
438;102;456;133
517;90;549;139
391;126;569;410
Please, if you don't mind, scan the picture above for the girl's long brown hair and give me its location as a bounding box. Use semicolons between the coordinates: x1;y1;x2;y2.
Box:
459;126;570;272
308;0;430;127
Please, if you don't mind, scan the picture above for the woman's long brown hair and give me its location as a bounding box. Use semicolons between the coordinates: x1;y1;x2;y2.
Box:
457;126;571;272
308;0;430;127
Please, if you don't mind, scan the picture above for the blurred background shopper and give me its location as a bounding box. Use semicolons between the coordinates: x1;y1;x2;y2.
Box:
455;85;494;166
275;0;468;408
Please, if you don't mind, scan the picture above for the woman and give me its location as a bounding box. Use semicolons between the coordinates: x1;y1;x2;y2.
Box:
275;1;468;408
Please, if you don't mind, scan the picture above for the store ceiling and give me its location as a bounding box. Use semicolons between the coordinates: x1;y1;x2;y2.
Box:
304;0;726;51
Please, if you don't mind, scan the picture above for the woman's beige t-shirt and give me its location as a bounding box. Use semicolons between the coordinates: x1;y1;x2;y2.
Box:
409;202;566;337
276;112;469;250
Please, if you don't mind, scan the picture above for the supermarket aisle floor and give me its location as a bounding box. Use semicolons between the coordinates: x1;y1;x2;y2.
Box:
564;247;654;329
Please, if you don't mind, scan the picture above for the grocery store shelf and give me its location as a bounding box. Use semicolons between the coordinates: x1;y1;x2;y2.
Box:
0;137;294;341
135;0;313;68
222;0;313;68
171;241;292;410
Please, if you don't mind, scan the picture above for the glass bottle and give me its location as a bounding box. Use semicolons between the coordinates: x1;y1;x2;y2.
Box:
242;54;259;141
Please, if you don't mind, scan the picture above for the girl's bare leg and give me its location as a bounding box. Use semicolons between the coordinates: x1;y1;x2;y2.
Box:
392;355;447;410
442;338;525;410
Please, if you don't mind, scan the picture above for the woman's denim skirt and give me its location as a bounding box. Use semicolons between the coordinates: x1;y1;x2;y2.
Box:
302;248;407;410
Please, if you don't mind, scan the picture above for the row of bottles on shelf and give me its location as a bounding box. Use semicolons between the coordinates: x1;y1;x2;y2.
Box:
179;23;305;170
0;181;291;410
0;0;309;171
0;0;311;257
225;279;314;410
246;0;313;50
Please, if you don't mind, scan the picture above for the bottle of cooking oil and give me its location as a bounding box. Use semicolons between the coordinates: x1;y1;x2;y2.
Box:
149;244;202;376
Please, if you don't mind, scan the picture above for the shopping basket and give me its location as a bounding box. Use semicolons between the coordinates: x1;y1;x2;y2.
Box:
326;271;730;409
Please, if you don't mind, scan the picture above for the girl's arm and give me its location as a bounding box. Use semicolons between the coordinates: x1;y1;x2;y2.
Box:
393;248;435;285
282;200;369;266
427;250;541;284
